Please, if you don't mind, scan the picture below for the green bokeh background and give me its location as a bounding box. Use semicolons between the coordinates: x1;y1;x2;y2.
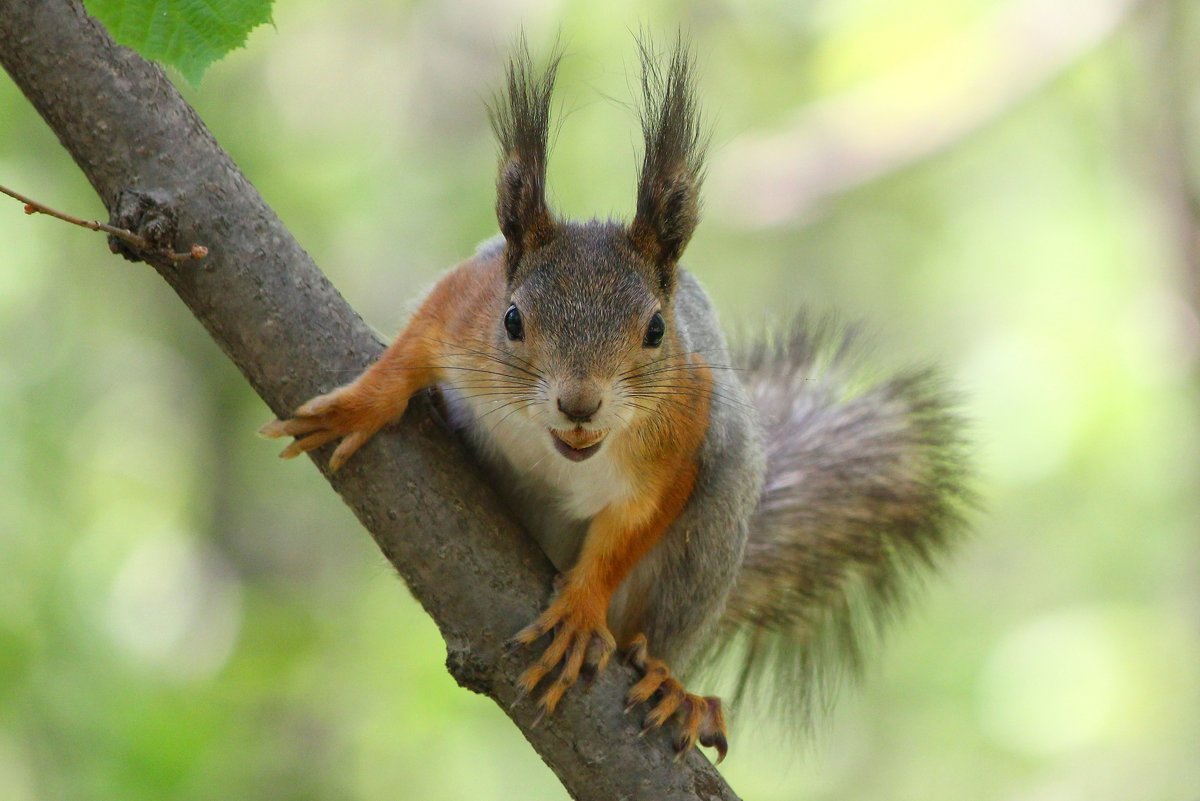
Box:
2;1;1198;799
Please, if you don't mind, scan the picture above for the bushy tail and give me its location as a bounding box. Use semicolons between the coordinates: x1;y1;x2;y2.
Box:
703;314;974;726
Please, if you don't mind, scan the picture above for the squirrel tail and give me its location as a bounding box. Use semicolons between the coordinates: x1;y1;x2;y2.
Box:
703;313;975;727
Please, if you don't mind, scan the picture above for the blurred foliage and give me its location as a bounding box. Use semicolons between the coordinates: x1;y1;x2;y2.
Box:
83;0;275;86
2;1;1198;800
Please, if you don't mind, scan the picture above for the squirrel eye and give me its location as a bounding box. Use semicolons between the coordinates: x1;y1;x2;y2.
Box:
643;311;665;348
504;304;524;341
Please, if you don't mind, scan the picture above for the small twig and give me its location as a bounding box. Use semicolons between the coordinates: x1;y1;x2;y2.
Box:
0;182;207;262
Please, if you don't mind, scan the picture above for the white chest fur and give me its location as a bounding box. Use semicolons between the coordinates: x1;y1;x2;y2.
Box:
440;382;634;568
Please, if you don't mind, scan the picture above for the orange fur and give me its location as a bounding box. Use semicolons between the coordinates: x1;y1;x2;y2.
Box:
624;633;728;761
260;37;768;763
511;350;714;713
576;352;711;632
268;247;724;750
361;249;507;406
260;250;507;468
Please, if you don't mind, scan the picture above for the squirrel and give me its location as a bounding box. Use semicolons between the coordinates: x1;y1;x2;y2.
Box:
260;38;972;763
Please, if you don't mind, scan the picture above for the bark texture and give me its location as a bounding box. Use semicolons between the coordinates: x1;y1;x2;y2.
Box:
0;2;739;798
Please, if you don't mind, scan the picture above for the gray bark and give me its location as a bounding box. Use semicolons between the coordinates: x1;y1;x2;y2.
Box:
0;2;739;799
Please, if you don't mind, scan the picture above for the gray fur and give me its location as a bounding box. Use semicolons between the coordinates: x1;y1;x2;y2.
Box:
512;222;664;376
631;36;708;283
488;36;560;271
608;270;766;669
445;236;766;675
457;37;973;732
696;314;975;725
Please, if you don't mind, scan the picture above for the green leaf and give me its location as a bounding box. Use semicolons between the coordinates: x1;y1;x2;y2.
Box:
84;0;274;87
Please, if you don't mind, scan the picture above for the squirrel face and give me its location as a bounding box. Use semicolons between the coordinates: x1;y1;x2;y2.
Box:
496;221;680;462
483;41;707;463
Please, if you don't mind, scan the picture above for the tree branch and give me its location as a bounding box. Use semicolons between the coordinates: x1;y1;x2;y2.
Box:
0;2;738;799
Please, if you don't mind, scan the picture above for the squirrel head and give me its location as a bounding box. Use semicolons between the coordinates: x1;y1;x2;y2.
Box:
482;37;708;462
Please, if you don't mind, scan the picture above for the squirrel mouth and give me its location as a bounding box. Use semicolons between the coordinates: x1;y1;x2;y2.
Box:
549;428;606;462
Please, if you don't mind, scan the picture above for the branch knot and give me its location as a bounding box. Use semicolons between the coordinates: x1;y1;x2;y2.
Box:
107;188;181;262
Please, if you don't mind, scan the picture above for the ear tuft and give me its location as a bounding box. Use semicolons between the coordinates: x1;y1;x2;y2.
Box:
488;36;561;277
629;35;708;294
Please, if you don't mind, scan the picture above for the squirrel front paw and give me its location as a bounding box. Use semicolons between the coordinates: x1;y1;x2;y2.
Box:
259;385;403;471
624;633;728;763
507;585;616;721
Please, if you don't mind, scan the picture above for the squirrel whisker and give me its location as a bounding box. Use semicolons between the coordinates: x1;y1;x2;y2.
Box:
263;35;973;761
423;337;546;380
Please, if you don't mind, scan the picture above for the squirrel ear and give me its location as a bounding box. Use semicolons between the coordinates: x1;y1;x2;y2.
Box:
489;37;560;278
629;36;707;295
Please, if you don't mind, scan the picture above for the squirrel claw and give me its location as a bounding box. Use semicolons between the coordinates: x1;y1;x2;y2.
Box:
622;633;729;763
509;589;616;724
638;719;661;738
259;415;323;440
257;420;284;439
509;682;530;710
701;731;729;764
258;385;397;471
278;429;341;460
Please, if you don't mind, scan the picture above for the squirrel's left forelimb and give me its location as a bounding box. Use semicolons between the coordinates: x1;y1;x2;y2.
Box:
263;36;972;766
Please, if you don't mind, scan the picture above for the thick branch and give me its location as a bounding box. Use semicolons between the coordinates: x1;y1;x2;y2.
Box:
0;2;738;799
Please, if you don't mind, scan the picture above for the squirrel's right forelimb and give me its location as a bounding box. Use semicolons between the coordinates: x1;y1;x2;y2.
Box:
262;36;974;765
260;254;505;469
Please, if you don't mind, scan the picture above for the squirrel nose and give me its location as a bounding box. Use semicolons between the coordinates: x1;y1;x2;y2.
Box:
557;395;601;424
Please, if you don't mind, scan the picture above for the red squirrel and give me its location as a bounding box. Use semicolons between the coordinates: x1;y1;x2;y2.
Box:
261;39;972;762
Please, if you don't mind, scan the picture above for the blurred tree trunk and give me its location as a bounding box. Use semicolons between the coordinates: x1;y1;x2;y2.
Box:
1147;0;1200;620
0;2;739;799
1152;0;1200;319
712;0;1151;226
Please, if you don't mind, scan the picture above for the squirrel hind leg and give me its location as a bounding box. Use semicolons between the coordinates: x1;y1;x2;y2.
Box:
623;633;728;763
